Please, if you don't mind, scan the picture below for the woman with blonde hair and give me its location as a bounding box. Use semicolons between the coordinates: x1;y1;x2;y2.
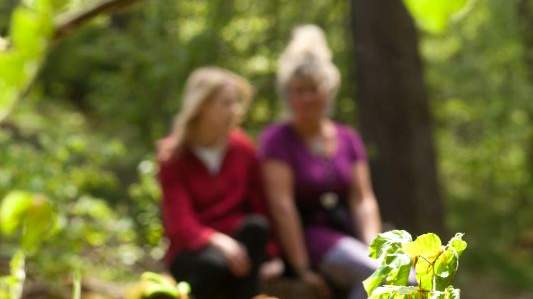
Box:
259;25;382;299
157;67;278;299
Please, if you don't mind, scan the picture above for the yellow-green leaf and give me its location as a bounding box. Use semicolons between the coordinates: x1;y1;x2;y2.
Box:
0;191;33;236
21;195;59;253
447;233;467;256
403;0;470;34
402;233;442;262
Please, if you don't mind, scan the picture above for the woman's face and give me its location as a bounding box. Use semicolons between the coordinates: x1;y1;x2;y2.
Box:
196;83;242;134
287;77;329;123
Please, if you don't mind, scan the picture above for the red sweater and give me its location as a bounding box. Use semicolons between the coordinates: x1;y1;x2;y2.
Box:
158;130;275;264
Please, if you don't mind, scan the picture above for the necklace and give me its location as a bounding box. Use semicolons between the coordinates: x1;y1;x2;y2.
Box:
310;137;327;156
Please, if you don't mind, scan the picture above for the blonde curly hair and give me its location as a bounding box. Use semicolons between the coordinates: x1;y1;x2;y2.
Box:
277;24;340;103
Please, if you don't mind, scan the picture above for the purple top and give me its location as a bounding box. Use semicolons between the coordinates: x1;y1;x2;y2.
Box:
259;122;367;264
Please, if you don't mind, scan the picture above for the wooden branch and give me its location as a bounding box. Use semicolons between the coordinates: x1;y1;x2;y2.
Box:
53;0;144;40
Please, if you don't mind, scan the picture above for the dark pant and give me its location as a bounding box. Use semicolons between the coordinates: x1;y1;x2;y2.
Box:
169;215;269;299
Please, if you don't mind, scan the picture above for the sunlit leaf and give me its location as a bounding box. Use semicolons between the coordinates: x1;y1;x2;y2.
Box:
363;263;394;296
11;7;50;57
135;272;191;298
403;0;471;34
21;195;59;253
369;285;422;299
10;250;25;299
0;191;59;254
369;230;412;259
402;233;442;262
365;231;467;297
433;248;458;291
0;250;27;299
363;253;412;295
0;0;57;122
0;191;33;236
444;286;460;299
447;233;467;256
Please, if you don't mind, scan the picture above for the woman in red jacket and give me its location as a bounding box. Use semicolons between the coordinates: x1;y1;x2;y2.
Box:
157;67;278;299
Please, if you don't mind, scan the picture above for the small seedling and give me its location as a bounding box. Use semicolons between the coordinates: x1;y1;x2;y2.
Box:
364;230;467;298
127;272;191;299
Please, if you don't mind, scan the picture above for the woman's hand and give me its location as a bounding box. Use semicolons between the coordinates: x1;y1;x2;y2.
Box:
298;270;331;299
259;258;284;281
209;232;251;277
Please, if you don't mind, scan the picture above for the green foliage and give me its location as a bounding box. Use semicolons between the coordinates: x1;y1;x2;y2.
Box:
0;101;145;285
369;230;413;259
364;230;413;294
370;285;460;299
128;158;163;247
0;191;59;254
424;0;533;291
364;230;467;299
0;0;59;121
126;272;191;299
0;250;25;299
0;190;57;299
404;0;472;34
39;0;356;146
0;0;532;297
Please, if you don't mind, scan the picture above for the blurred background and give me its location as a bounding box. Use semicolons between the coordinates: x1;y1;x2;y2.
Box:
0;0;532;298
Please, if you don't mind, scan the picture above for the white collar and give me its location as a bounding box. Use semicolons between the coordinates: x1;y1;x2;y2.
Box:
192;144;227;175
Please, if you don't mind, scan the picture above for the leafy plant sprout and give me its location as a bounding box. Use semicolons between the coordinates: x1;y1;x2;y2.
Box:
364;230;467;299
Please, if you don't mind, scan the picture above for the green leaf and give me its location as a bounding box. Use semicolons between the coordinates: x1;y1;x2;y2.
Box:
426;287;461;299
21;195;58;253
368;230;412;259
363;253;412;296
0;0;56;122
7;250;25;299
363;263;393;296
364;231;466;297
444;286;460;299
402;233;442;261
414;256;434;291
0;51;26;120
403;0;470;34
176;282;191;296
142;284;178;298
0;191;33;236
447;233;467;256
0;191;59;254
368;287;460;299
139;272;191;298
141;272;169;285
428;292;446;299
402;233;443;291
433;248;458;291
432;234;467;291
11;7;49;57
10;250;25;282
384;253;412;286
369;285;422;299
0;51;26;87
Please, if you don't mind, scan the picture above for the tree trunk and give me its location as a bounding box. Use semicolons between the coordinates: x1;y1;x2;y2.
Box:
518;0;533;71
517;0;533;220
350;0;445;235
